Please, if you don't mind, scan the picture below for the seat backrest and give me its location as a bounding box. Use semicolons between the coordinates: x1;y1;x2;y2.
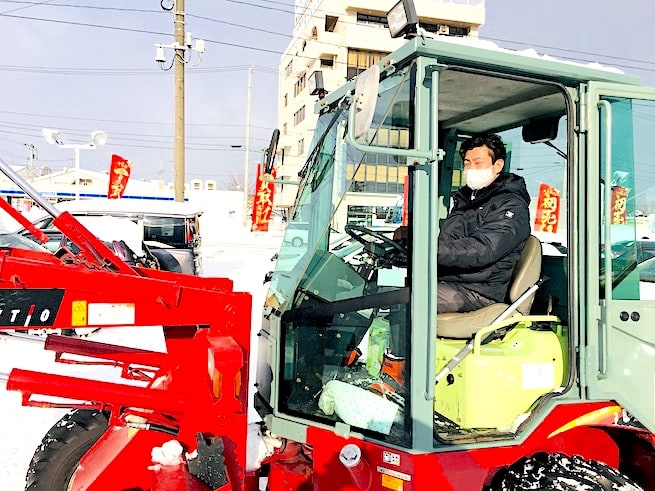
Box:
436;235;543;339
508;235;542;314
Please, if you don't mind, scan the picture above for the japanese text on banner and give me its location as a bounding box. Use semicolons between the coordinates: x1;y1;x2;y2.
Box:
610;186;628;225
107;154;132;199
534;183;560;234
251;163;276;232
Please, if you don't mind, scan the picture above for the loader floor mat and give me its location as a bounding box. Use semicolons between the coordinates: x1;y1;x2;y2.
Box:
432;413;516;444
187;433;229;489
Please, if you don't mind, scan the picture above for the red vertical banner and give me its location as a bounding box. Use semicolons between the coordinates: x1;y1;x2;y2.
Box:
107;154;132;199
251;163;276;232
611;186;628;225
402;174;409;226
533;183;560;233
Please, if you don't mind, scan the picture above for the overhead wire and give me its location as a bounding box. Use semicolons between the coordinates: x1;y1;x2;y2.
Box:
1;1;654;183
0;109;274;130
0;4;653;75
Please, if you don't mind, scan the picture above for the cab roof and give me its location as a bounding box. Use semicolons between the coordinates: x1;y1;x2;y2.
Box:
321;35;642;135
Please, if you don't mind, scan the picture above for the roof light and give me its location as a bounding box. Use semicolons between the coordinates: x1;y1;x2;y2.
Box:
387;0;419;39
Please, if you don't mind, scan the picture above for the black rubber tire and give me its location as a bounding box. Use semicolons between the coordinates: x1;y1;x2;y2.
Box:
488;452;644;491
25;409;109;490
150;249;182;273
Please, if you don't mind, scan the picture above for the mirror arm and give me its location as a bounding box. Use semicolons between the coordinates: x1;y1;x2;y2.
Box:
261;174;299;186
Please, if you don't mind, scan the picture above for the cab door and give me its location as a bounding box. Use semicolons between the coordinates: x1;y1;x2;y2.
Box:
584;81;655;431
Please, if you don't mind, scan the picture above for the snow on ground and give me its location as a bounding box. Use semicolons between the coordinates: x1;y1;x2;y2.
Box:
0;228;283;490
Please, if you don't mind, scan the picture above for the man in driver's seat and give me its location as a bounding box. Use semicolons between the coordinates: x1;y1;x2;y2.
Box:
436;133;530;313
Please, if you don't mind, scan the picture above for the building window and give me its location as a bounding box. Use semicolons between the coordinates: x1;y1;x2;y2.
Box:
356;13;388;27
298;138;305;155
293;106;306;126
283;123;287;135
346;157;408;194
320;56;334;68
422;23;470;37
325;15;338;32
285;60;293;78
294;73;307;97
347;48;388;80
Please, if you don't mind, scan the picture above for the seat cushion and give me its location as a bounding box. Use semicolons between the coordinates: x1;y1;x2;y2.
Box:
437;303;509;339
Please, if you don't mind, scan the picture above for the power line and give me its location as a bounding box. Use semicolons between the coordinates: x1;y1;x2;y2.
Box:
0;0;54;15
223;0;655;73
0;1;161;15
0;109;273;130
2;6;654;76
0;131;271;149
0;63;277;76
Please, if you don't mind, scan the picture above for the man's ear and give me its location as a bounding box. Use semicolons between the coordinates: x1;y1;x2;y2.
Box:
494;159;505;172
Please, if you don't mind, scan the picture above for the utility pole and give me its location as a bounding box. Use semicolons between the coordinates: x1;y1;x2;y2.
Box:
24;143;37;179
243;66;253;228
174;0;186;203
155;1;204;203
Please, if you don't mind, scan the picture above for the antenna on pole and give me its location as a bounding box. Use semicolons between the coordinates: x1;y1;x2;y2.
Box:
243;66;254;228
24;143;37;179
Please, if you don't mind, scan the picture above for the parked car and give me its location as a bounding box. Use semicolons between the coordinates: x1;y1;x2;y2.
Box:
17;198;203;275
610;239;655;264
35;215;159;269
283;222;309;247
0;231;52;253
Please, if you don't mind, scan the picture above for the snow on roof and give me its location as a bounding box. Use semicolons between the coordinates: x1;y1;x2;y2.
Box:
53;198;203;218
74;215;145;255
419;29;625;75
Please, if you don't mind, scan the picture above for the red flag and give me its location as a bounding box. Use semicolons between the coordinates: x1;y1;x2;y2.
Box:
533;183;560;234
610;186;629;225
108;154;132;199
251;163;276;232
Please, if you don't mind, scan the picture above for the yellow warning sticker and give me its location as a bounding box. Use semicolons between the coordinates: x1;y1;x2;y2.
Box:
381;474;403;491
71;300;87;327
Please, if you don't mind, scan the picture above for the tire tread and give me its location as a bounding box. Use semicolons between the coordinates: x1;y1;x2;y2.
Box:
25;409;108;490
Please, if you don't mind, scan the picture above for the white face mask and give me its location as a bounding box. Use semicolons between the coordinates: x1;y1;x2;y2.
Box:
464;166;495;191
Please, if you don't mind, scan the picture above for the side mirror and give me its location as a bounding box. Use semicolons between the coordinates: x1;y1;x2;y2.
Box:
352;64;380;140
264;129;280;174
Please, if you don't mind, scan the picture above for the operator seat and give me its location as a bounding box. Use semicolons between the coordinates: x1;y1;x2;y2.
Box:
436;235;542;339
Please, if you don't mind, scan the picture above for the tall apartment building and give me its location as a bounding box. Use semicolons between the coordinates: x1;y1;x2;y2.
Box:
275;0;486;215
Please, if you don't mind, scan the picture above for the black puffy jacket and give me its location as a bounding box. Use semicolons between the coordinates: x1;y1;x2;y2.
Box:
437;173;531;302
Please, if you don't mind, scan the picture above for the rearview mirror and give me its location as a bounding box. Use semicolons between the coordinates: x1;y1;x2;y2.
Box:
522;116;561;143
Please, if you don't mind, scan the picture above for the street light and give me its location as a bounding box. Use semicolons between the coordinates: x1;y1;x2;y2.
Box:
42;128;108;200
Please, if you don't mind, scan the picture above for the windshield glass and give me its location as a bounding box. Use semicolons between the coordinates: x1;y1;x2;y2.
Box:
268;63;413;311
266;62;414;447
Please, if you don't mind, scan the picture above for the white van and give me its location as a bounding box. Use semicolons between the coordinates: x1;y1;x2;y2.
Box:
20;199;203;275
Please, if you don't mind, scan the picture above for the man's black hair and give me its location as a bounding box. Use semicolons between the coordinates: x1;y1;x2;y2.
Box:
459;133;506;162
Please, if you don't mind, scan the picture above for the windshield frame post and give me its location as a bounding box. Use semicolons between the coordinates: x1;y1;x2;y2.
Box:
408;54;442;451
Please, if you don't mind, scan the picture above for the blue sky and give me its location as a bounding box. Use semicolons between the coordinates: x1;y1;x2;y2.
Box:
0;0;653;189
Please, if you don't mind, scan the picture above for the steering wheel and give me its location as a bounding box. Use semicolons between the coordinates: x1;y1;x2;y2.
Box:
345;224;407;266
